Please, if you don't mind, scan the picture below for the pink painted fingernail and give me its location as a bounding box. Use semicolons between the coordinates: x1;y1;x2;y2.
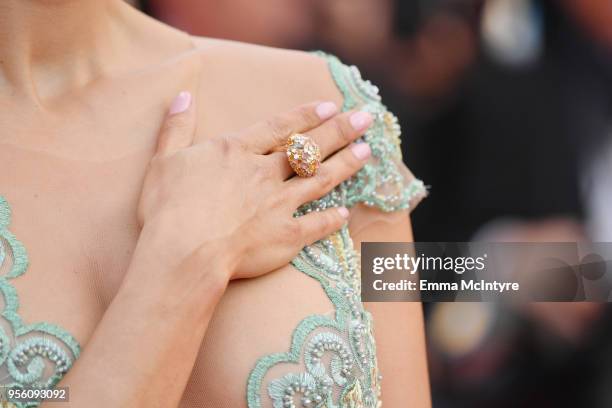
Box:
337;207;350;219
351;143;371;161
169;91;192;115
350;111;373;131
316;102;338;120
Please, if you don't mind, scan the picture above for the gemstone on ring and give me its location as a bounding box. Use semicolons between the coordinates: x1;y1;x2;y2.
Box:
286;133;321;178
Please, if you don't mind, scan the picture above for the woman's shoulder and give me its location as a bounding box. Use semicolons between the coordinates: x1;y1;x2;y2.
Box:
186;36;426;212
190;36;333;81
188;36;346;115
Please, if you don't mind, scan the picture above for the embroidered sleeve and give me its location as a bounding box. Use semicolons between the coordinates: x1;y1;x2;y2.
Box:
246;53;425;408
319;52;427;213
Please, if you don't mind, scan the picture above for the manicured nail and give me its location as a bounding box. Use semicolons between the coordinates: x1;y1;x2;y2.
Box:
350;111;373;131
316;102;338;120
169;91;192;115
337;207;350;219
351;142;371;161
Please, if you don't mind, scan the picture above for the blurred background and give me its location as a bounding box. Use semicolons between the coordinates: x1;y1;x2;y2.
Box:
135;0;612;406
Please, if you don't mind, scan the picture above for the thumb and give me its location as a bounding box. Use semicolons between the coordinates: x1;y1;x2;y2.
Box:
155;91;196;156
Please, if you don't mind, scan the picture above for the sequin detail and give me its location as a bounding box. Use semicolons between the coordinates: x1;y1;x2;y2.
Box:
246;53;427;408
0;197;80;408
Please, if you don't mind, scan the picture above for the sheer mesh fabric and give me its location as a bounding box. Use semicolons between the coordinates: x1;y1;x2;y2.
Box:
0;48;425;408
0;141;153;407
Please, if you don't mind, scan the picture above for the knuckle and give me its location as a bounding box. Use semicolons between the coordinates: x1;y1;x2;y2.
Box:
296;104;319;127
333;117;354;144
286;219;302;240
265;193;280;209
269;153;287;173
228;132;247;150
265;116;293;142
211;135;238;156
254;161;273;181
163;114;190;134
343;149;361;171
318;212;333;234
315;170;335;191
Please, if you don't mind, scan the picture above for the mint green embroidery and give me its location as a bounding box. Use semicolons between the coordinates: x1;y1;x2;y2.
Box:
246;53;426;408
0;196;81;408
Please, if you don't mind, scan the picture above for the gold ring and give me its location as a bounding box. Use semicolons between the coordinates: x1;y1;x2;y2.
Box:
286;133;321;178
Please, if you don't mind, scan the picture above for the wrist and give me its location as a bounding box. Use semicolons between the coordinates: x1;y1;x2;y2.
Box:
139;215;236;271
127;218;237;295
119;228;233;324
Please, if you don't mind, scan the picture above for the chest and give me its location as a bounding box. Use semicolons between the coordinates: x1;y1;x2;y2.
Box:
0;141;149;344
0;77;199;342
0;58;346;406
0;78;313;347
0;124;339;408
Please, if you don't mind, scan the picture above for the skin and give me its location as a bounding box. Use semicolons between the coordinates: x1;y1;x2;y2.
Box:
0;1;430;407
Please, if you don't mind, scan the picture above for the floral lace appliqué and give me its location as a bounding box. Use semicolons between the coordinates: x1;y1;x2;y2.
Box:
0;197;80;408
246;53;427;408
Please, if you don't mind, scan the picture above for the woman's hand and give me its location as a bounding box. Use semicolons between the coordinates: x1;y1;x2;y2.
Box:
136;91;373;282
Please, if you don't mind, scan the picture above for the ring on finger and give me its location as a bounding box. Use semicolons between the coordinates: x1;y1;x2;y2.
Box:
286;133;321;178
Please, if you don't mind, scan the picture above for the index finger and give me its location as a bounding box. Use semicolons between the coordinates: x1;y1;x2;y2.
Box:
238;101;338;154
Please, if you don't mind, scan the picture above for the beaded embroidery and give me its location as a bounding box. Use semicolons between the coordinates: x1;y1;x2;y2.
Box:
0;52;425;408
0;197;80;408
246;53;427;408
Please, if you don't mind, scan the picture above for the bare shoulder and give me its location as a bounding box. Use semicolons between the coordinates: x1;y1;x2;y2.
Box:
189;36;340;99
188;36;343;134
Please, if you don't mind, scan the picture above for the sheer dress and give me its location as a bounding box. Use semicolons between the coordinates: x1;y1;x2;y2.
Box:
0;52;426;408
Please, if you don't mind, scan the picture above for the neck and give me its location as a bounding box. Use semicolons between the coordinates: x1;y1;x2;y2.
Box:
0;0;132;101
